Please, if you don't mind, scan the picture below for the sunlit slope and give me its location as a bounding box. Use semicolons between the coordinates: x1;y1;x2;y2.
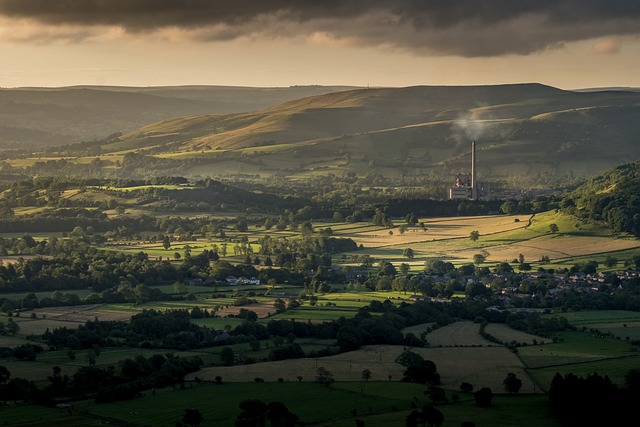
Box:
0;85;358;150
100;84;640;182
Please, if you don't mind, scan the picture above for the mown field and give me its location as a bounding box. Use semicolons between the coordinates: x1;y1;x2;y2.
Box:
346;210;640;268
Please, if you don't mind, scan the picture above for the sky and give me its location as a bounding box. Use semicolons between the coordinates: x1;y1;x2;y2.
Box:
1;0;639;89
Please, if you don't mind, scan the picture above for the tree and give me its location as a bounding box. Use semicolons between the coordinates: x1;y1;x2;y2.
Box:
399;263;410;275
266;401;299;427
235;400;299;427
625;368;640;397
503;372;522;394
396;350;424;368
360;369;372;395
406;404;444;427
465;282;490;298
173;281;187;295
0;365;10;384
469;230;480;242
422;404;445;427
403;248;415;260
5;318;19;336
162;235;171;250
473;387;493;407
460;382;474;393
235;399;267;427
549;223;559;233
182;409;203;427
235;219;249;232
426;384;448;404
315;367;334;387
273;298;286;313
401;355;440;384
473;253;485;265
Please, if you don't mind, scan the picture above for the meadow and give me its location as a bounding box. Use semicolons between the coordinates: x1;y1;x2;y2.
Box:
3;301;640;426
337;210;640;268
0;381;561;427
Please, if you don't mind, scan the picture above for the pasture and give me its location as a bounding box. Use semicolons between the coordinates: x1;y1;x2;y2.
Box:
3;305;638;426
343;210;640;267
0;383;560;427
340;214;532;249
191;321;543;395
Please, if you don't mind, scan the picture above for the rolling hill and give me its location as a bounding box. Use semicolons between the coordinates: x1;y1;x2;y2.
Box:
0;85;359;150
96;83;640;188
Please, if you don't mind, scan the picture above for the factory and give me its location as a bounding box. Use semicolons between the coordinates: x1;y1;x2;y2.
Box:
448;141;491;201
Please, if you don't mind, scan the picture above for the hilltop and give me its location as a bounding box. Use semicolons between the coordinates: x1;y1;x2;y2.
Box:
91;83;640;188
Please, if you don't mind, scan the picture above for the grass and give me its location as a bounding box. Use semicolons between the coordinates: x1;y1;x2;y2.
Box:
58;381;561;427
3;308;638;426
517;319;640;391
553;310;640;326
69;382;395;426
526;356;640;393
270;307;359;321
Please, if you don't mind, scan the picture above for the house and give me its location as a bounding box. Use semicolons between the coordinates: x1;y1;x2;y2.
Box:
214;330;230;342
237;276;261;285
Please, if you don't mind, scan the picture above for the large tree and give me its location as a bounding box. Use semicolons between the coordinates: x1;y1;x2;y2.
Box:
182;409;203;427
503;372;523;394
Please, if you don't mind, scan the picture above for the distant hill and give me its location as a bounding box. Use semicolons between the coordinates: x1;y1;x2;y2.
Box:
0;85;360;150
98;83;640;188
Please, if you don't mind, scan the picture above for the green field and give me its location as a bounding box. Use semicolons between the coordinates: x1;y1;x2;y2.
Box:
3;304;640;426
0;382;560;427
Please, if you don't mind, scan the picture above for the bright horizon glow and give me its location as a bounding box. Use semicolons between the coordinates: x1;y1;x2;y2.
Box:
1;2;639;90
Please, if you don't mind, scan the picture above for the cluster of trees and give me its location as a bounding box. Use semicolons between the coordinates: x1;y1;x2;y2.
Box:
499;196;561;215
0;353;202;404
256;234;357;270
397;350;440;384
31;297;453;366
0;343;43;361
0;244;185;295
549;369;640;426
43;310;223;351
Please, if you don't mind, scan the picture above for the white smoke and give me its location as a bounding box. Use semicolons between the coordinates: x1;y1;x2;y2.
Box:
452;112;489;145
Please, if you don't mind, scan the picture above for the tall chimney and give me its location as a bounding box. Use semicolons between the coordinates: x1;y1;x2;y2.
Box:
471;141;477;200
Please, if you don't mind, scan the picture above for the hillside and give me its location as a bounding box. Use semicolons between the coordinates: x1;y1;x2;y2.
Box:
0;85;359;150
96;83;640;188
568;161;640;236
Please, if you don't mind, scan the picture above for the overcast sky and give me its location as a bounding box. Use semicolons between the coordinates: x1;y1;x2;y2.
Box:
1;0;639;89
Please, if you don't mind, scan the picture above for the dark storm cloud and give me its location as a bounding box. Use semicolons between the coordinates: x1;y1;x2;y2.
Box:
1;0;639;56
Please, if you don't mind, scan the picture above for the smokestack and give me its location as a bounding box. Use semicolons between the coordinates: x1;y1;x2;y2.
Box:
471;141;477;200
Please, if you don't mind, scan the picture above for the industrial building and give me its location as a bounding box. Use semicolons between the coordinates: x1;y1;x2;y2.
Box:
448;141;491;201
